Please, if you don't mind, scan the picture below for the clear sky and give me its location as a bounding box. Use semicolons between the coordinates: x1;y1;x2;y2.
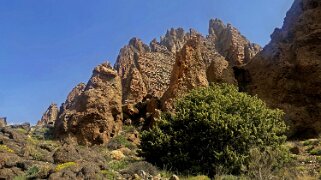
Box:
0;0;294;124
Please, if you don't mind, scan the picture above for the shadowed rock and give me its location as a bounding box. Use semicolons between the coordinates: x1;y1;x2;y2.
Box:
244;0;321;138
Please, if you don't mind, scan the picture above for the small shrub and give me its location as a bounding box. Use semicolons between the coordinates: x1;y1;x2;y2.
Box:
121;161;158;176
25;145;45;161
123;125;136;133
55;162;77;172
185;175;211;180
247;147;290;179
108;160;130;171
303;139;319;146
214;175;241;180
101;170;118;179
107;135;135;150
13;176;26;180
140;83;287;176
26;166;39;178
16;128;28;134
0;145;14;153
309;148;321;155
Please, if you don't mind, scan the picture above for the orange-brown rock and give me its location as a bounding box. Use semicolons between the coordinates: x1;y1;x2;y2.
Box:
54;62;123;145
161;35;237;110
209;19;261;66
115;21;260;109
244;0;321;138
114;37;175;104
60;83;86;112
114;29;201;105
37;103;59;127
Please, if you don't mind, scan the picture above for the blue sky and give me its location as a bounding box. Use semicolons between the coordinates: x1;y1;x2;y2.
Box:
0;0;294;124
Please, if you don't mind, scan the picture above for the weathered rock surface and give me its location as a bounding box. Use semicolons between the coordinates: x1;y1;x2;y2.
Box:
60;82;86;113
244;0;321;138
54;62;123;145
37;103;59;127
53;19;260;144
114;37;175;104
114;20;260;109
161;35;237;110
0;117;7;128
209;19;262;66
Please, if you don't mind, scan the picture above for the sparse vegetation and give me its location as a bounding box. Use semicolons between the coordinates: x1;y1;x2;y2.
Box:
309;148;321;155
140;83;288;176
0;145;14;153
107;134;136;150
121;161;159;176
55;162;77;172
101;170;118;179
25;166;40;178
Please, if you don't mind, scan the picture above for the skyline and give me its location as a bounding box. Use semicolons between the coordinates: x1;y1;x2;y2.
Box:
0;0;294;124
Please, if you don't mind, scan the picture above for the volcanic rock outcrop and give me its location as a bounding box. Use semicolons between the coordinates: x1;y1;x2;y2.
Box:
161;21;260;110
37;103;59;127
209;19;261;66
115;22;261;106
59;83;86;113
53;19;261;145
114;29;190;105
54;62;123;145
244;0;321;138
161;35;237;110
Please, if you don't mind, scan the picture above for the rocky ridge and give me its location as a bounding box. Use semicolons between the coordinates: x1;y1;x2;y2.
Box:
114;21;261;106
48;18;260;145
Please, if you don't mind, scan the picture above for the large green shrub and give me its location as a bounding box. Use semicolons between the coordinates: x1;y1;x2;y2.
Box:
140;83;287;176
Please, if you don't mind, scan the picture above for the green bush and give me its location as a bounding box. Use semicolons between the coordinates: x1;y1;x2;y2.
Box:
140;83;287;176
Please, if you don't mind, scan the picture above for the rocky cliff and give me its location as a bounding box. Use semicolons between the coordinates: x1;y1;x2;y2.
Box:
54;62;123;145
244;0;321;138
51;19;261;145
161;21;259;110
115;21;261;106
37;103;59;127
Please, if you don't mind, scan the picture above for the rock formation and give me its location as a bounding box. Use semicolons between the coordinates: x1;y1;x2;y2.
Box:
53;19;261;144
114;37;176;105
244;0;321;138
0;117;7;128
59;83;86;113
209;19;262;66
54;62;123;145
37;103;59;127
161;22;259;110
115;22;260;106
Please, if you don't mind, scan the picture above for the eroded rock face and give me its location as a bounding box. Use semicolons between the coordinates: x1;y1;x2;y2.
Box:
114;29;203;105
54;62;123;145
37;103;59;127
161;36;237;110
244;0;321;138
115;20;260;108
60;83;86;112
114;37;175;104
209;19;262;66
